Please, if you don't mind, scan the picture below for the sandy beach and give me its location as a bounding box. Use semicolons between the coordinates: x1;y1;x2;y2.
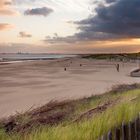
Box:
0;58;140;118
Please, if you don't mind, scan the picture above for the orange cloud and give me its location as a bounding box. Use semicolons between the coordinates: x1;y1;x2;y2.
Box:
0;23;14;30
0;0;18;16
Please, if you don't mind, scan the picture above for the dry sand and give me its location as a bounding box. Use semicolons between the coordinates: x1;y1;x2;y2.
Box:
0;58;140;118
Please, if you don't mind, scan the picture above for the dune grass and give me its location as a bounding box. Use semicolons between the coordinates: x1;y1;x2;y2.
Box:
0;88;140;140
82;53;140;60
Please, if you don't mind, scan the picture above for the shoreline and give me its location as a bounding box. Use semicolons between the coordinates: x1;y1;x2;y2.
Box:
0;55;79;66
0;54;78;63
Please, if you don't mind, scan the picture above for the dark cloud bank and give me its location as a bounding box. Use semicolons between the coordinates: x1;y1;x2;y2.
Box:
44;0;140;43
24;7;53;17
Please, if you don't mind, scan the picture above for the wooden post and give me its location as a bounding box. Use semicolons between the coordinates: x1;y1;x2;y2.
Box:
107;131;112;140
122;123;129;140
136;115;140;140
114;128;121;140
130;121;136;140
98;113;140;140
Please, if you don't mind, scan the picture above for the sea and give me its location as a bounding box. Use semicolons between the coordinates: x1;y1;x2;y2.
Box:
0;53;77;62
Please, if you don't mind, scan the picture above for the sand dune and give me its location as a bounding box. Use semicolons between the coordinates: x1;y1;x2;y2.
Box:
0;58;140;118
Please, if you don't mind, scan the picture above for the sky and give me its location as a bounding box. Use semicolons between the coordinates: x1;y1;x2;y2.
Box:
0;0;140;53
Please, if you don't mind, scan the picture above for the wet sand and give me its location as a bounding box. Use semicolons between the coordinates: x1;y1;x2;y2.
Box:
0;58;140;118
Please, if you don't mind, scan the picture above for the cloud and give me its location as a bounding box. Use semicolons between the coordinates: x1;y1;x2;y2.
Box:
44;0;140;44
19;31;32;38
76;0;140;39
105;0;116;3
13;0;34;4
4;1;12;5
0;0;18;16
24;7;53;17
43;35;77;44
0;23;13;30
0;9;17;16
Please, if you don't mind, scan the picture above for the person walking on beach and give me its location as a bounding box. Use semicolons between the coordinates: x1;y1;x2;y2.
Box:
116;64;120;72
